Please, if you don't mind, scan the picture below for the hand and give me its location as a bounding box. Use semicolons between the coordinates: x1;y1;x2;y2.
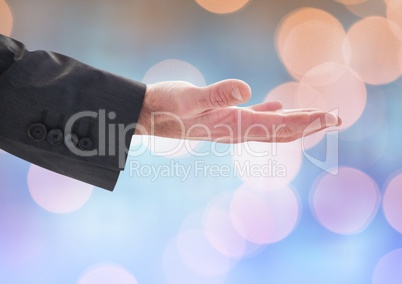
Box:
135;79;341;143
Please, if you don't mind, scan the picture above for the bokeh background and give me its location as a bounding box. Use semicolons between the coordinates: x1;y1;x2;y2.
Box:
1;0;402;283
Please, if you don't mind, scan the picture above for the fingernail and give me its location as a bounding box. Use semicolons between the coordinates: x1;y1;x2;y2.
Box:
232;88;243;102
325;113;339;127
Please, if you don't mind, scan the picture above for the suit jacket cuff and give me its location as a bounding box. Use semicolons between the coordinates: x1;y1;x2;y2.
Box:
0;35;146;191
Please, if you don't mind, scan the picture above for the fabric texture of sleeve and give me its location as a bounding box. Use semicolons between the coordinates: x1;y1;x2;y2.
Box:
0;34;146;191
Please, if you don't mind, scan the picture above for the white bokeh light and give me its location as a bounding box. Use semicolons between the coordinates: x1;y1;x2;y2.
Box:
143;59;206;86
163;235;228;284
176;229;233;276
77;263;138;284
232;140;303;186
229;182;300;244
311;167;381;235
27;164;93;214
298;63;367;131
203;191;264;259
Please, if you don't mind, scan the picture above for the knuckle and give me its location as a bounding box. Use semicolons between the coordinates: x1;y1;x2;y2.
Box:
209;85;228;108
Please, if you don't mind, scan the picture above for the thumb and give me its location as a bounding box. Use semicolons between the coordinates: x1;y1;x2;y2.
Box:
198;79;252;110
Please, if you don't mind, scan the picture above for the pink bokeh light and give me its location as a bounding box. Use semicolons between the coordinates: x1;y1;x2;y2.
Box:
203;192;264;259
229;182;300;244
77;263;138;284
373;248;402;284
27;164;93;214
383;172;402;234
176;229;232;276
311;167;381;234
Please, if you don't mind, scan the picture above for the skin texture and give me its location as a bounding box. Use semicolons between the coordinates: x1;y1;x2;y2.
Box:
135;79;341;143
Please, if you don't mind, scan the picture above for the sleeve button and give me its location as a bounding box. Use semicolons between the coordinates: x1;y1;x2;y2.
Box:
64;133;79;147
78;137;93;151
28;123;47;141
47;129;64;145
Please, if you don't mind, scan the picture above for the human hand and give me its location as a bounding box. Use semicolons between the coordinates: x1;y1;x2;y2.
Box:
135;79;341;143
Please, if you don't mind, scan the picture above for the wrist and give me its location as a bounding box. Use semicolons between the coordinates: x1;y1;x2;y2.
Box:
135;84;154;135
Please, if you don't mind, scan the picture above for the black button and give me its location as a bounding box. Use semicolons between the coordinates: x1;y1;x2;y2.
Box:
47;129;63;145
28;123;47;141
64;133;79;146
78;137;93;150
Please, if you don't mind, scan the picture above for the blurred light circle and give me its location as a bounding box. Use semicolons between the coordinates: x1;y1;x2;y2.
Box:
298;63;367;130
229;182;300;244
0;0;13;36
176;229;232;276
265;82;300;109
386;0;402;10
163;236;227;284
344;0;387;18
373;249;402;284
142;59;205;157
27;164;93;214
386;0;402;41
143;59;206;86
204;205;247;259
232;140;303;186
345;16;401;85
275;8;347;80
77;263;138;284
311;167;380;235
383;172;402;233
265;82;327;148
194;0;250;14
203;192;264;259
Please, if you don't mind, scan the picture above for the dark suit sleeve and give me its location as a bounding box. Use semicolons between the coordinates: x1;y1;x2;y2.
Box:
0;34;146;191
